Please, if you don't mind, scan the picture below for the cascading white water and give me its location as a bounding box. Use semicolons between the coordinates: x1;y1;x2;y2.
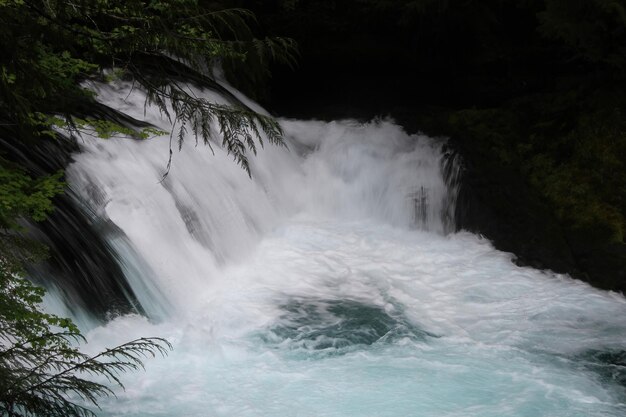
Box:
59;80;626;416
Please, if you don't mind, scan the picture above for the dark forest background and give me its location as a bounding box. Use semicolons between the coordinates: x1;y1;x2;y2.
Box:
225;0;626;292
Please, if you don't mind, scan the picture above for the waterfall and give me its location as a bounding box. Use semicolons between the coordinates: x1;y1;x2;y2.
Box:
60;80;459;318
47;80;626;416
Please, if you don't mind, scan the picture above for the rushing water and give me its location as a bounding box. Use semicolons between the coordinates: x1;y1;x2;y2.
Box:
53;80;626;416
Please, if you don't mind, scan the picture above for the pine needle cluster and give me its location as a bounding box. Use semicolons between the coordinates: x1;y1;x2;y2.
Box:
0;248;172;417
0;0;297;174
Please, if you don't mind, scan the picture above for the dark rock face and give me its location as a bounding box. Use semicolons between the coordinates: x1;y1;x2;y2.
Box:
451;148;578;274
565;232;626;292
0;134;143;320
27;194;144;320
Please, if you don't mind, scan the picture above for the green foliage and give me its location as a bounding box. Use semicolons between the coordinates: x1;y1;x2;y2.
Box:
0;0;297;172
525;108;626;242
448;108;522;165
0;163;64;229
0;262;171;417
137;71;286;176
60;118;167;141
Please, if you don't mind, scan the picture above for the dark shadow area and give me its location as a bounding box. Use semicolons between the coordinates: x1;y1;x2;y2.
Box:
574;349;626;400
0;131;143;320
